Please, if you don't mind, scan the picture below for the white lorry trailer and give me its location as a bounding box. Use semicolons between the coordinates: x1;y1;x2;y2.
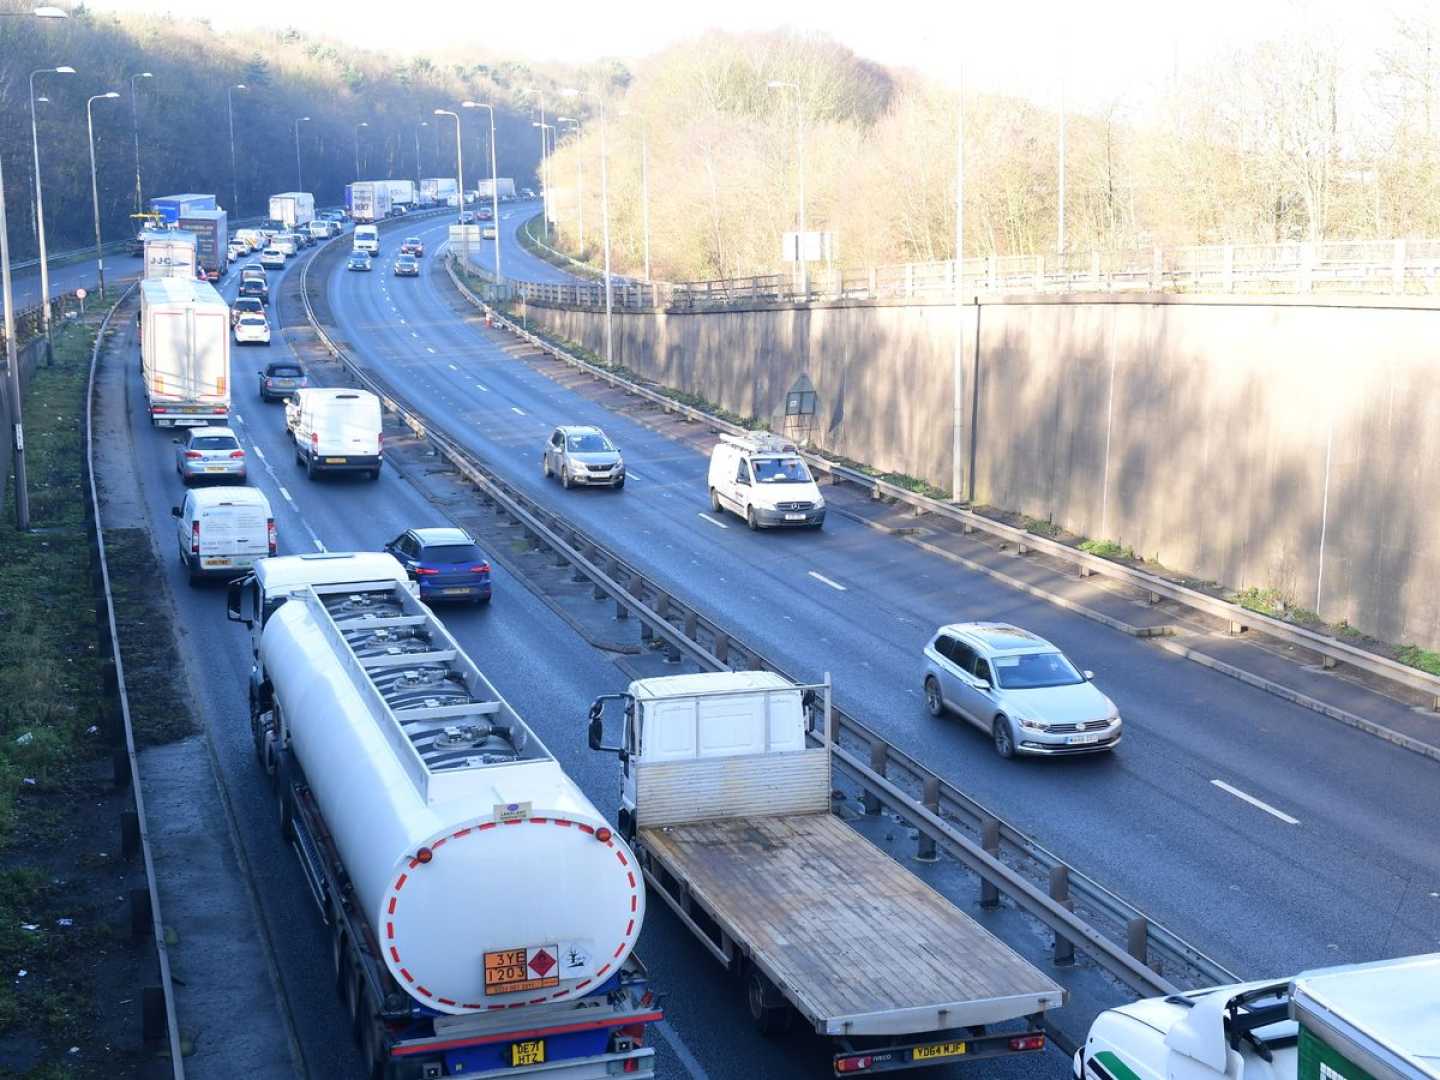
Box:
142;229;198;280
474;178;517;201
229;556;661;1079
1074;953;1439;1080
347;182;392;223
139;277;231;427
421;178;459;207
269;192;316;230
586;670;1065;1075
384;180;417;208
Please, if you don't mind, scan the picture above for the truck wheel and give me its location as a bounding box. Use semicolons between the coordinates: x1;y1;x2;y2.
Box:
746;969;794;1035
274;749;295;840
357;989;386;1080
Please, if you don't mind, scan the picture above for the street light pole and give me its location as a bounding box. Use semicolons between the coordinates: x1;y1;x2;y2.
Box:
127;71;152;215
558;117;583;252
226;83;246;214
29;65;75;348
952;79;966;504
354;121;368;181
522;89;551;240
1057;71;1067;257
619;109;651;283
434;109;464;225
415;119;428;189
563;88;612;365
294;116;310;190
767;80;808;299
87;92;121;300
462;102;502;281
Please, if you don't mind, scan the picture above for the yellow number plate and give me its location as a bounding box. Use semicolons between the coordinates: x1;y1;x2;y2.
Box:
510;1040;545;1066
912;1041;966;1061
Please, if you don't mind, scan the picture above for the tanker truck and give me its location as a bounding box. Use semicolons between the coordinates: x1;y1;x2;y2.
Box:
228;553;660;1079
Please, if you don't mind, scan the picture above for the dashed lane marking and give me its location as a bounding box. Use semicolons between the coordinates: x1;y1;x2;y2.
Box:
511;406;526;416
807;570;848;592
449;363;459;371
426;347;436;353
1211;780;1299;825
278;485;295;505
698;513;728;530
475;382;490;392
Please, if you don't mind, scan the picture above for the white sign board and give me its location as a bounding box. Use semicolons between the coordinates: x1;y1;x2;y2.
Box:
782;231;835;264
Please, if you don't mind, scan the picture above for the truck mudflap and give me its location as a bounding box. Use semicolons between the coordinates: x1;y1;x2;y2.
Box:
833;1028;1047;1075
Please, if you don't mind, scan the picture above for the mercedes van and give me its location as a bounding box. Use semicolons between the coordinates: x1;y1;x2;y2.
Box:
285;387;382;480
707;432;825;530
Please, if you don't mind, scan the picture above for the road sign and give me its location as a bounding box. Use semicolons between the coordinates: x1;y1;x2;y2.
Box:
75;288;87;300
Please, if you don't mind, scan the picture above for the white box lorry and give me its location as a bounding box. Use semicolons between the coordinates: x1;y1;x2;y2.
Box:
421;177;459;206
228;561;661;1078
474;177;517;200
384;179;417;207
139;277;231;427
268;192;315;230
142;229;198;280
346;182;392;223
586;670;1065;1074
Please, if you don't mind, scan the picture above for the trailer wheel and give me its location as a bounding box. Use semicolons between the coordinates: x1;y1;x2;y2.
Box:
274;749;295;840
357;988;386;1080
746;969;794;1036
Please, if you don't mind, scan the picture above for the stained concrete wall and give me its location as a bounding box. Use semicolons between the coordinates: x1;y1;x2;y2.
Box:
529;294;1440;650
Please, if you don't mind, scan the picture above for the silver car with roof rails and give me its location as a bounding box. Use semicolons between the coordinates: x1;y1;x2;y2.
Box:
922;622;1121;758
541;425;625;489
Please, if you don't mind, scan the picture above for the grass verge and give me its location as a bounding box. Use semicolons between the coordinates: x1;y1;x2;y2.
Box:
516;214;603;278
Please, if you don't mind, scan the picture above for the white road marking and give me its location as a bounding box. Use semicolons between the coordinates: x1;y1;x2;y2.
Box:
278;485;295;505
412;331;420;338
312;536;326;552
625;470;642;481
232;412;246;426
448;363;459;371
510;406;526;415
808;570;848;592
252;445;266;460
698;513;729;530
475;382;490;392
1211;780;1300;825
426;346;436;353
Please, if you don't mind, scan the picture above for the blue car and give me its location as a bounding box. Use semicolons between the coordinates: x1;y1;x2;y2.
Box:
384;527;492;604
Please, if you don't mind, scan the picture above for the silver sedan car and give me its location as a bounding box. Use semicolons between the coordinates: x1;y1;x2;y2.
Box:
174;426;247;485
541;425;625;489
922;622;1121;758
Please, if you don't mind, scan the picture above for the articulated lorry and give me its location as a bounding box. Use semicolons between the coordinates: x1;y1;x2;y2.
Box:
474;178;517;201
421;177;458;207
229;553;661;1079
383;180;417;208
1075;952;1439;1080
586;670;1065;1075
268;192;315;230
149;192;216;225
138;277;230;427
177;208;228;283
345;181;392;223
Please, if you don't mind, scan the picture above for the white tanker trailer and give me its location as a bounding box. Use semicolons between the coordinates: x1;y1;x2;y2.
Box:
230;554;660;1079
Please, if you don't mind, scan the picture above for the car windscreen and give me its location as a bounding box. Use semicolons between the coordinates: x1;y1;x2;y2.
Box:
422;543;484;564
991;651;1084;690
752;456;811;483
190;436;238;450
566;434;613;452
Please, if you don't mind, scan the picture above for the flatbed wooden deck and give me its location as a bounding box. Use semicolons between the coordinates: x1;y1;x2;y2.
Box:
640;812;1065;1036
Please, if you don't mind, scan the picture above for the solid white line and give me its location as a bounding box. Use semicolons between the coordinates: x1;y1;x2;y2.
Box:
475;382;490;392
697;513;728;530
1211;780;1299;825
808;570;848;592
510;406;526;415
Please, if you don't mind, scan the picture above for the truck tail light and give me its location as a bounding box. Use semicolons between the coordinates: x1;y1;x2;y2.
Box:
190;521;200;555
622;1060;639;1074
835;1055;873;1073
1009;1035;1046;1052
267;518;277;555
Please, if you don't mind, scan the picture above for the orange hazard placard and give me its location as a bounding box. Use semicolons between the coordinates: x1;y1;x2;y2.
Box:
484;946;560;996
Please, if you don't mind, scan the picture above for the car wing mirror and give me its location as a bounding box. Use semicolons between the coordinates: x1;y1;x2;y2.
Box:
1083;670;1095;681
973;679;991;691
170;506;181;518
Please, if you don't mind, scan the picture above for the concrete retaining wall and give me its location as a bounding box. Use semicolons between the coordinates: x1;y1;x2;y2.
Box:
528;293;1440;650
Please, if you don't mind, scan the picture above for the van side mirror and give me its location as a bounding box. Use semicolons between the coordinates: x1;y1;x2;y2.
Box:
225;578;253;627
973;679;990;692
170;506;181;518
587;697;627;759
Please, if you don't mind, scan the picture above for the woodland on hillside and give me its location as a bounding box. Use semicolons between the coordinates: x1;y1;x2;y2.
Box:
0;9;548;258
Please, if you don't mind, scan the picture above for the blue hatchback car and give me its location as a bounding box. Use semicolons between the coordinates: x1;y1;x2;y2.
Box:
384;527;492;604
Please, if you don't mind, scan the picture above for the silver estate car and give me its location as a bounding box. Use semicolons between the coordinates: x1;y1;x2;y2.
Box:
174;426;247;485
541;425;625;489
922;623;1121;758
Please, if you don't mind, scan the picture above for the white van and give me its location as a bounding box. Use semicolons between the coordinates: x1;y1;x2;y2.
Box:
285;387;382;480
352;224;379;254
306;219;332;240
707;432;826;530
269;233;299;256
171;486;276;586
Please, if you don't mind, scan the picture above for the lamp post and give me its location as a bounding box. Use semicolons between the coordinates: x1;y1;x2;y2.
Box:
562;87;612;365
29;65;75;347
226;83;246;213
462;101;502;281
1057;71;1067;258
293;116;310;191
353;120;368;181
433;109;464;225
619;109;651;283
414;119;428;188
557;116;583;252
86;92;121;299
522;88;551;239
952;80;966;503
4;8;70;532
127;71;152;214
767;80;808;299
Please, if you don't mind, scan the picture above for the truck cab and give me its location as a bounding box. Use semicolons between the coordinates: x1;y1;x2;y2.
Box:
226;551;412;653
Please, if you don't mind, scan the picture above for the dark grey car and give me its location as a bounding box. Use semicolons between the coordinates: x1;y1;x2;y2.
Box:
541;425;625;489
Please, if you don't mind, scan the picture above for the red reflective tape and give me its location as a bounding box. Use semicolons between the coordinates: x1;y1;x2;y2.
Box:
408;858;419;870
477;822;497;831
452;828;471;839
400;968;414;983
550;989;570;999
575;980;592;991
530;817;548;824
578;823;595;835
386;922;394;939
630;896;637;912
554;819;572;827
387;898;397;915
437;998;456;1006
431;837;448;849
462;1003;482;1010
416;985;433;998
389;1013;664;1057
395;873;408;891
616;850;629;866
627;872;636;888
595;964;611;978
529;997;547;1005
487;1004;506;1011
503;819;523;826
625;920;634;936
613;943;626;958
390;946;400;963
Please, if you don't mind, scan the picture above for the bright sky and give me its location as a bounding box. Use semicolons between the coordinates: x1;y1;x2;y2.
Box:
92;0;1406;108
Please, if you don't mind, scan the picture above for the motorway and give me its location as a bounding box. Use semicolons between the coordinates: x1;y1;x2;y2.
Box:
105;227;1059;1078
324;206;1440;980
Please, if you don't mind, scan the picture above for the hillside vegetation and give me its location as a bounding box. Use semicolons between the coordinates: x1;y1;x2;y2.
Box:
0;10;547;259
544;23;1440;282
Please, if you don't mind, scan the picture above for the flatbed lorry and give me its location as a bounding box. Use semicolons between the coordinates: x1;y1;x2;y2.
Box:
586;670;1065;1075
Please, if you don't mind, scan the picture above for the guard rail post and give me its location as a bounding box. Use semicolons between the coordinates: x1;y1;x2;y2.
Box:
1127;916;1151;969
862;741;886;814
915;777;940;863
1050;865;1075;965
979;818;1001;908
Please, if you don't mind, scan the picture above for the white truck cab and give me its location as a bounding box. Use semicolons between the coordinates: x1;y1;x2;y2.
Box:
707;432;825;530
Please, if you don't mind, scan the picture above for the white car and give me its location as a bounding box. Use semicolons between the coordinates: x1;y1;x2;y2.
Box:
259;247;285;269
233;313;271;346
226;243;245;263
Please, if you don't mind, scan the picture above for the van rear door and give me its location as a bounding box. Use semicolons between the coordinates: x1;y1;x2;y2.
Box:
198;500;269;566
317;394;381;458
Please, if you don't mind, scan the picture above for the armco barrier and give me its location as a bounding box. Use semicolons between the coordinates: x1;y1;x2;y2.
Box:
444;255;1440;734
83;284;186;1076
300;239;1241;1002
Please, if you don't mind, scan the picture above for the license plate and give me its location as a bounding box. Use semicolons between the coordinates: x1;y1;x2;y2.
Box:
204;558;231;567
205;465;227;472
510;1040;545;1067
325;457;346;464
911;1040;966;1062
443;587;471;595
785;512;806;521
1068;733;1101;745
